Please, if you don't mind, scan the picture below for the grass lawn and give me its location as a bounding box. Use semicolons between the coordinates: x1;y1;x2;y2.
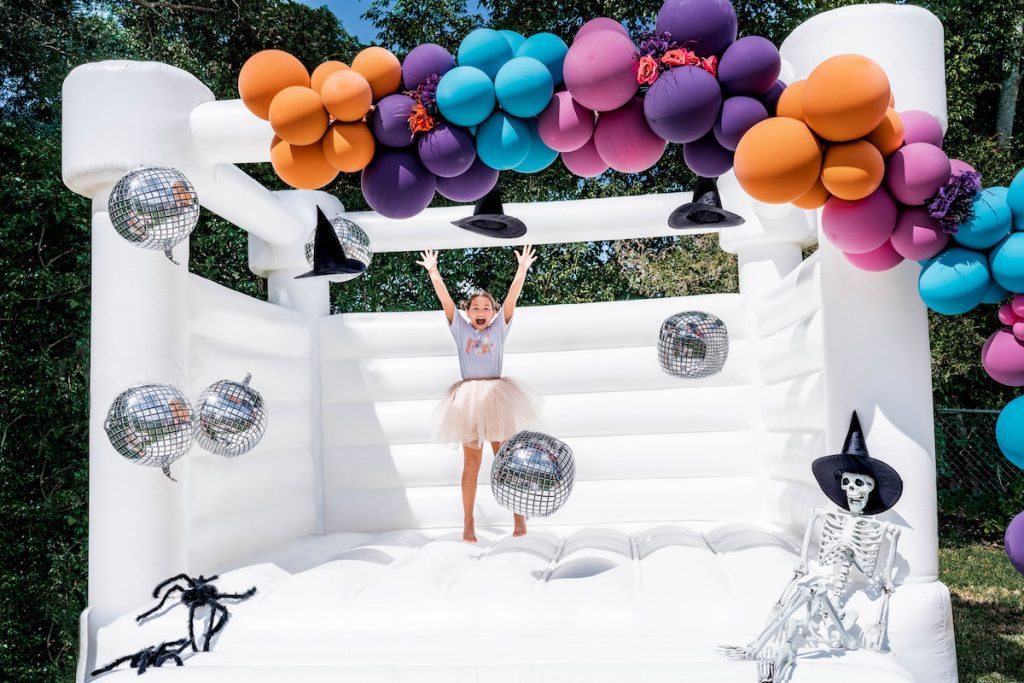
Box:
940;534;1024;682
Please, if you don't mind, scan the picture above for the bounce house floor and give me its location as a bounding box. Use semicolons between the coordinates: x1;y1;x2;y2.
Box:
91;522;915;682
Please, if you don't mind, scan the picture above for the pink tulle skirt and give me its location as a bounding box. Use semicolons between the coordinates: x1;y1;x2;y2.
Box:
434;377;543;448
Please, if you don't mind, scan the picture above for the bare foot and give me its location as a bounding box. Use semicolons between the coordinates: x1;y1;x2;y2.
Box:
463;521;477;543
513;514;527;537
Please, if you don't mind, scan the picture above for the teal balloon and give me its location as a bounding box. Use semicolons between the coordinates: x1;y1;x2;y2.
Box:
516;32;569;86
458;28;513;80
982;279;1009;304
495;57;554;118
436;66;496;127
476;111;531;170
953;189;1012;250
989;186;1010;201
1009;168;1024;229
514;120;558;173
499;30;526;54
996;396;1024;470
991;233;1024;291
918;247;991;314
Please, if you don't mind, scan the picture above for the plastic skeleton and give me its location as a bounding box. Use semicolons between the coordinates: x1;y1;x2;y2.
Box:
718;472;901;682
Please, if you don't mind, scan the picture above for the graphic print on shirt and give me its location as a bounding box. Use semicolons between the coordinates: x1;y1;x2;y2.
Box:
465;330;494;355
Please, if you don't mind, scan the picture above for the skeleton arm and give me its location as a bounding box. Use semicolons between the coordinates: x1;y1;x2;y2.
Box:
769;508;822;613
863;524;901;651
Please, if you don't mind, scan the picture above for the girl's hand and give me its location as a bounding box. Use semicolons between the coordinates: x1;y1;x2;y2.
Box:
515;244;537;271
416;249;439;272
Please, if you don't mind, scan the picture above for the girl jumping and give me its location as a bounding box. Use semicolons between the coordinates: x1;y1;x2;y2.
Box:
416;246;542;543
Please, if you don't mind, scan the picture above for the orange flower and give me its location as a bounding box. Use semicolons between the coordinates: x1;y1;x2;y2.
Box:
660;49;689;67
407;102;435;133
637;55;659;85
701;55;718;77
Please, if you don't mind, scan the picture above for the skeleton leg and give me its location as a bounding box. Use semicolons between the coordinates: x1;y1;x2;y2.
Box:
809;587;859;650
718;586;813;661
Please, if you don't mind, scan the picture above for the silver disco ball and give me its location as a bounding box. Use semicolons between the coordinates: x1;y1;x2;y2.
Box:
304;213;372;282
108;166;200;264
195;373;267;457
491;431;575;518
658;311;729;378
103;383;195;479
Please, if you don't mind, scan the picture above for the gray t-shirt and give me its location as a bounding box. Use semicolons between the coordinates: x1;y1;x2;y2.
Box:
450;311;510;379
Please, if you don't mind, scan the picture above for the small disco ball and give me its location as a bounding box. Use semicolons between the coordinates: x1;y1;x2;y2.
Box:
108;166;200;264
304;213;373;282
195;373;267;457
104;383;195;479
658;311;729;379
491;431;576;518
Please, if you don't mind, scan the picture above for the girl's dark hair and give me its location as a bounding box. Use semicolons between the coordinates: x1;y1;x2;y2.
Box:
461;290;499;311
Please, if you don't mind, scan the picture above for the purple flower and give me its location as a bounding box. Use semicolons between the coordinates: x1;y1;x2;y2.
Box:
928;170;982;233
636;30;678;59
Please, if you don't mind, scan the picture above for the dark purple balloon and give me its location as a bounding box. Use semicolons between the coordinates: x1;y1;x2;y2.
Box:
402;43;456;90
436;157;499;202
714;96;768;151
371;94;417;148
643;66;722;143
1007;511;1024;577
417;122;476;178
717;35;781;96
683;132;734;176
655;0;737;57
761;79;786;115
361;149;437;219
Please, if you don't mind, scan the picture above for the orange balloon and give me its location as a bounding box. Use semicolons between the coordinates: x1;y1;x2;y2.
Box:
321;70;374;122
734;118;823;204
311;60;350;94
322;121;376;172
889;91;895;108
351;46;402;101
268;86;329;146
238;49;309;120
792;177;830;210
820;140;884;201
270;136;339;189
802;54;891;142
776;80;806;122
864;107;905;158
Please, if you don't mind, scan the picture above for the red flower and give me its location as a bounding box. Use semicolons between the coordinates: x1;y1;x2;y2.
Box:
407;102;435;133
701;55;718;77
660;48;689;67
637;55;660;85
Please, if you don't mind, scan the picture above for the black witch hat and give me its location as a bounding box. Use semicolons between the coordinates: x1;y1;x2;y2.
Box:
451;185;527;238
668;176;745;230
295;207;367;279
811;411;904;515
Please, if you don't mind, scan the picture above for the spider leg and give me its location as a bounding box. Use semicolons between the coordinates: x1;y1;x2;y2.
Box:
204;603;230;652
187;603;200;652
137;584;184;622
216;586;257;601
90;653;135;675
151;573;192;597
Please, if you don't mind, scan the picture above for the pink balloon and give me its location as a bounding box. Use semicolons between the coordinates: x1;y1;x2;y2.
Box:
593;96;666;173
537;91;595;152
562;30;639;112
1014;322;1024;341
900;110;944;148
561;137;608;177
950;158;977;177
844;239;905;272
885;142;951;206
982;328;1024;386
999;302;1019;326
1013;293;1024;318
575;17;629;40
891;207;949;261
822;187;899;255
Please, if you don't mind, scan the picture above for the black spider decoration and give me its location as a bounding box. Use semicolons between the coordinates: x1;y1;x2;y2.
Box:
135;574;257;652
91;638;190;676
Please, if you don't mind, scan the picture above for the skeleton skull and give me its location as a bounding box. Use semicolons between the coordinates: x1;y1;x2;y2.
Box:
841;471;876;514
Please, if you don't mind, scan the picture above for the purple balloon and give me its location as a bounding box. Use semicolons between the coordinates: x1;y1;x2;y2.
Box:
436;157;499;202
417;122;476;178
643;66;722;143
718;36;781;96
371;94;417;148
656;0;737;57
402;43;456;90
714;96;767;151
684;132;734;176
361;149;437;219
761;79;786;115
1008;511;1024;577
885;142;951;206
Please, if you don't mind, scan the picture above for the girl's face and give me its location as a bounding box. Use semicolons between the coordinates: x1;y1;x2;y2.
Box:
467;296;495;330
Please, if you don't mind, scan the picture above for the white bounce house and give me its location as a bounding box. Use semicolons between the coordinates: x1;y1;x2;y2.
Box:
65;4;959;682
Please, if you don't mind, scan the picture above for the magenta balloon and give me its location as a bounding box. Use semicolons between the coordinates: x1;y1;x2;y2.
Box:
1007;512;1024;577
718;36;781;96
575;17;629;40
435;156;498;202
417;122;476;178
822;187;899;254
982;328;1024;386
537;91;595;152
402;43;455;90
361;149;436;219
761;79;786;115
844;239;904;272
900;110;944;148
656;0;737;57
891;207;949;261
643;66;722;143
683;132;734;176
371;94;417;148
714;96;768;151
950;158;977;177
594;97;666;173
561;137;609;177
562;30;639;112
886;142;952;206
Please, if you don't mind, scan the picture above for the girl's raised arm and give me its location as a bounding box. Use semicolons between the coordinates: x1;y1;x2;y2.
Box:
503;244;536;324
416;249;456;324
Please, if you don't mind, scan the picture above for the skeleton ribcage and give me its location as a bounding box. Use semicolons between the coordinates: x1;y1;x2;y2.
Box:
818;512;885;578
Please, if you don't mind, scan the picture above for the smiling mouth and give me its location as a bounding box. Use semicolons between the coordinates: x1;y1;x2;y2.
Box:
475;318;487;325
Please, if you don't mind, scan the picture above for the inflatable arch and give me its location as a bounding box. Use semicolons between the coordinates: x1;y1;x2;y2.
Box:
64;4;958;682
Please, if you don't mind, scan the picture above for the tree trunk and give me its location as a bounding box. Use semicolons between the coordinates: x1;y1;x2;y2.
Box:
996;22;1023;148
